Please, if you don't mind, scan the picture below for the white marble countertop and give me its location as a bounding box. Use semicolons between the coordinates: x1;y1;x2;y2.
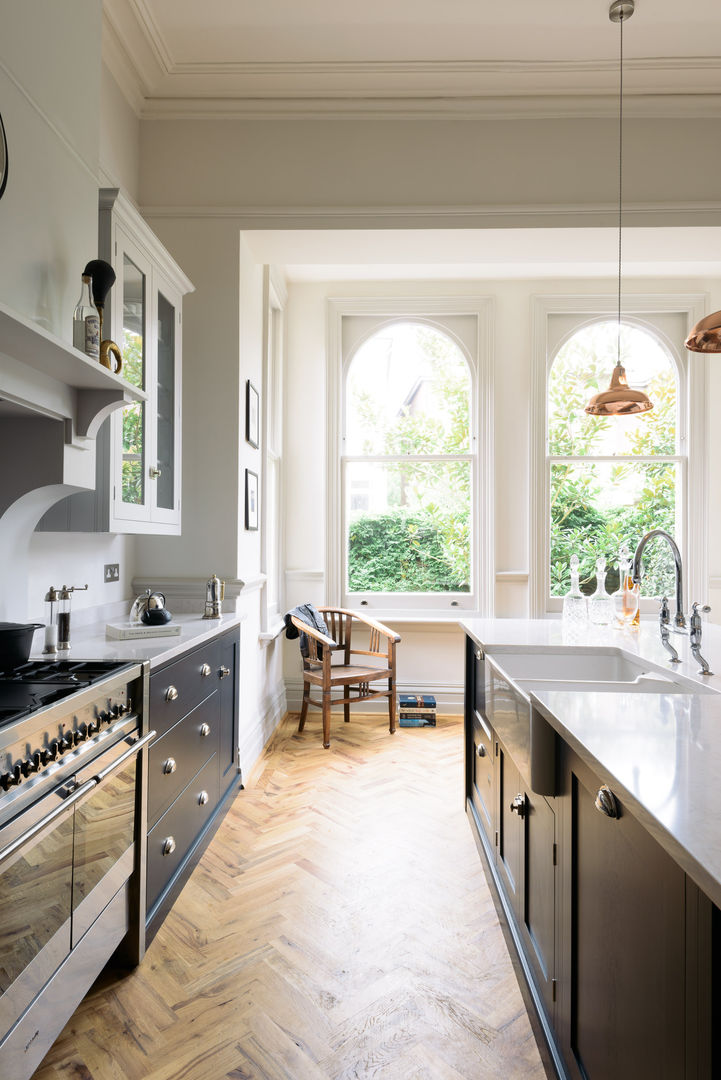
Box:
31;613;243;671
460;617;721;909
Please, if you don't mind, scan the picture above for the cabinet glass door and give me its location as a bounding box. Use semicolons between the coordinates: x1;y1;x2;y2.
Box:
155;290;175;511
120;252;147;512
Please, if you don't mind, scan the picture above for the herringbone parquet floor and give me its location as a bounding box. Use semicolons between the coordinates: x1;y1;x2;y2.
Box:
36;714;548;1080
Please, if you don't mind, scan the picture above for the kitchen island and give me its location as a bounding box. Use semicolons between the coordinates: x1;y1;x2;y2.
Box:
461;617;720;1080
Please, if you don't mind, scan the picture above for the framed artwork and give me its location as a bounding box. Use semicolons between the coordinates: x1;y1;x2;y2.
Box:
246;379;259;448
245;469;259;530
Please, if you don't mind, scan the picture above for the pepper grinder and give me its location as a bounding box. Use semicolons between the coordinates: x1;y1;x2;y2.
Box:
202;574;225;619
57;584;89;650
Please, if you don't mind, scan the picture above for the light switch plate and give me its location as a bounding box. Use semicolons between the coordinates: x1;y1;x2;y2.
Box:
104;563;120;584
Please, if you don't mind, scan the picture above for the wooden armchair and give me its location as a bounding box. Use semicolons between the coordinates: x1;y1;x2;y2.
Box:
290;607;401;749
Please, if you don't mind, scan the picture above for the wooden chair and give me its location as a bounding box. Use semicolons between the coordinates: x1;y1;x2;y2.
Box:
290;607;401;749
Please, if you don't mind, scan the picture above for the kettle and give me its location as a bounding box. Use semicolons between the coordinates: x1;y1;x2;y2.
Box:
130;589;172;626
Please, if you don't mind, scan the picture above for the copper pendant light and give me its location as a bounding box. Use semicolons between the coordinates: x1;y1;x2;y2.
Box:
585;0;654;418
685;311;721;353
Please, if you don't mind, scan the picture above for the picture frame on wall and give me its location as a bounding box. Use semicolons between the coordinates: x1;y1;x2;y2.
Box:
245;379;259;448
245;469;259;530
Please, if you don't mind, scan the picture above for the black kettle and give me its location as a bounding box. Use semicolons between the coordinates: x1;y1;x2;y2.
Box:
130;589;172;626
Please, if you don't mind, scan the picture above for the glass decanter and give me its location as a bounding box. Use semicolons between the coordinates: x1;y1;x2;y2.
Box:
588;556;615;625
562;554;588;628
612;543;639;627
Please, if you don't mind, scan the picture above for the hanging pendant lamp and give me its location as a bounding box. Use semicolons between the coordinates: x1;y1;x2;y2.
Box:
685;311;721;353
585;0;653;417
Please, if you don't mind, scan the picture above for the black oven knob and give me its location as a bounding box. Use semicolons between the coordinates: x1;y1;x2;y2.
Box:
117;703;128;716
88;720;99;736
20;759;32;778
110;704;121;719
98;710;110;725
0;772;10;790
62;732;74;751
48;741;60;760
40;748;51;766
13;764;22;785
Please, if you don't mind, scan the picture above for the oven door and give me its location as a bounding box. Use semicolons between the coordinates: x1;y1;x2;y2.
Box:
0;777;93;1037
71;730;151;946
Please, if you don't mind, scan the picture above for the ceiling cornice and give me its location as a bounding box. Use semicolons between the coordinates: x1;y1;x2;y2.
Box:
102;0;721;121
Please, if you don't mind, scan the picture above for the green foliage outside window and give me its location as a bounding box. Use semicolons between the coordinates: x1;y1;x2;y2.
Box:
548;323;678;599
121;330;144;505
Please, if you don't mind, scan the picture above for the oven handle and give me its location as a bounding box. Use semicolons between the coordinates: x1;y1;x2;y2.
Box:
92;730;157;784
0;778;98;870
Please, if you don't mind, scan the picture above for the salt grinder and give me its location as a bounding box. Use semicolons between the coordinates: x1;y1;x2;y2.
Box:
57;584;89;650
43;587;59;654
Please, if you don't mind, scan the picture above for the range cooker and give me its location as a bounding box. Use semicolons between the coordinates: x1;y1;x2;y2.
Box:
0;657;154;1080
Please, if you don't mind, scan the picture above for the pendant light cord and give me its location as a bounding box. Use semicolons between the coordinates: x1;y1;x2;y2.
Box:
617;11;624;367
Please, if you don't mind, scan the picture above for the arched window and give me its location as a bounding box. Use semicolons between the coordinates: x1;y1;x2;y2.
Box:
342;319;475;609
546;317;684;605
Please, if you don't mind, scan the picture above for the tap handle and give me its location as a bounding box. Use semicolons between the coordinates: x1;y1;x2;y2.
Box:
690;602;711;635
659;597;670;627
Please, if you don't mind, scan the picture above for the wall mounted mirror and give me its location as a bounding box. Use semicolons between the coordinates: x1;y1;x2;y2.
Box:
0;112;7;200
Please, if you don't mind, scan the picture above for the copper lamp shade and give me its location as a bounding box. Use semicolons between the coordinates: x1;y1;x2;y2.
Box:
585;364;653;416
685;311;721;353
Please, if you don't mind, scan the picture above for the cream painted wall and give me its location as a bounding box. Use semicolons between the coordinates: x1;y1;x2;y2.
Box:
139;115;721;227
100;62;140;201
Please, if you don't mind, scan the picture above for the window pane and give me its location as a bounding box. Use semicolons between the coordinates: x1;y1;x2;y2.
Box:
346;461;470;593
346;322;471;455
548;322;676;457
550;460;678;597
121;255;145;507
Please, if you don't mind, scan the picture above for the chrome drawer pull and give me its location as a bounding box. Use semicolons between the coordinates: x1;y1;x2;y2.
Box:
163;757;177;774
198;790;209;806
201;663;211;677
199;723;211;738
476;744;486;758
510;793;526;817
162;837;176;856
165;685;179;702
595;785;621;819
218;665;230;679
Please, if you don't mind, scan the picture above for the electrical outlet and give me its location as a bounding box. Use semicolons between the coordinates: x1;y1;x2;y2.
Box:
104;563;120;584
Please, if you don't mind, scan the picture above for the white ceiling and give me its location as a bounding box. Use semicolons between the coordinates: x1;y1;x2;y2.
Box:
243;227;721;282
103;0;721;116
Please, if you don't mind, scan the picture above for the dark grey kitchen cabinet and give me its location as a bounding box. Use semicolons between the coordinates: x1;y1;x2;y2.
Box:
145;625;241;942
463;633;715;1079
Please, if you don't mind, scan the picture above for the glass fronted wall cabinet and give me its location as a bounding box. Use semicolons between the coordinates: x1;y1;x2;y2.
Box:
38;188;194;534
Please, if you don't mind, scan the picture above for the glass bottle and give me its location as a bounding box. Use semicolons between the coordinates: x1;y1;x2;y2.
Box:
562;554;588;628
588;556;615;625
72;274;100;359
612;543;639;627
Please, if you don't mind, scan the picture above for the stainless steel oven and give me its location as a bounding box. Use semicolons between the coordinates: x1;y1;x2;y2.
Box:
0;659;153;1080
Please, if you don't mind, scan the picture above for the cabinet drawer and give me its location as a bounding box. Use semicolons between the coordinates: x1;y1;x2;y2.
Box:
147;693;219;829
146;754;220;914
149;638;223;738
471;715;494;843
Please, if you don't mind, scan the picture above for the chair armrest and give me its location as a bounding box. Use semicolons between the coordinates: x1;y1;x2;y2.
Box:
289;615;337;649
319;607;401;644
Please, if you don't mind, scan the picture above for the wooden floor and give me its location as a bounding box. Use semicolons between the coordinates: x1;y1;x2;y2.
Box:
36;713;548;1080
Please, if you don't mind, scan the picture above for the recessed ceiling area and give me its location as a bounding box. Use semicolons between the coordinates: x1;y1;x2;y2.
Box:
242;226;721;282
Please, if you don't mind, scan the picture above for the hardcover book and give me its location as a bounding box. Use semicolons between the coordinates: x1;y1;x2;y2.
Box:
106;621;182;640
398;693;436;709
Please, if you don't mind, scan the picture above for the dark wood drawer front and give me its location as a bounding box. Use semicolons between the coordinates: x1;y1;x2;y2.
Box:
149;638;223;738
147;693;220;829
146;754;220;914
471;715;494;843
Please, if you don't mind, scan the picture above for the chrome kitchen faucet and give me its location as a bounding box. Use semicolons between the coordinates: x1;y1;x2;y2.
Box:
632;529;713;675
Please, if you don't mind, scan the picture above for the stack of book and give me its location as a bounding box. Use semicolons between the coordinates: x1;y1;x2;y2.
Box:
398;693;436;727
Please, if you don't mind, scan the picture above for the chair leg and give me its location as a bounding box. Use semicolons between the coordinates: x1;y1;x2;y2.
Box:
298;681;310;732
388;682;396;735
322;690;331;749
344;699;350;723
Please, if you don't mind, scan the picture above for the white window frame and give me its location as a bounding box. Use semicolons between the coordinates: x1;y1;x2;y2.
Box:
327;296;494;615
260;266;286;635
530;293;709;618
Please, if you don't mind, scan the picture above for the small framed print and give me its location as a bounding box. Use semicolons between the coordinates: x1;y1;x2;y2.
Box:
245;469;259;530
246;379;259;448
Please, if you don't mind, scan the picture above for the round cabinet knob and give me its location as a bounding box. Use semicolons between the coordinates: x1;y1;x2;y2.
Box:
165;685;179;702
199;723;211;738
198;790;209;806
163;757;177;774
595;785;621;819
218;665;230;680
149;465;162;479
201;663;212;678
510;793;526;817
162;837;176;856
476;744;486;758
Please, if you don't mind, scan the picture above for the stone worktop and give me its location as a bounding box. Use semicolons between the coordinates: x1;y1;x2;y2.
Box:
460;617;721;909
